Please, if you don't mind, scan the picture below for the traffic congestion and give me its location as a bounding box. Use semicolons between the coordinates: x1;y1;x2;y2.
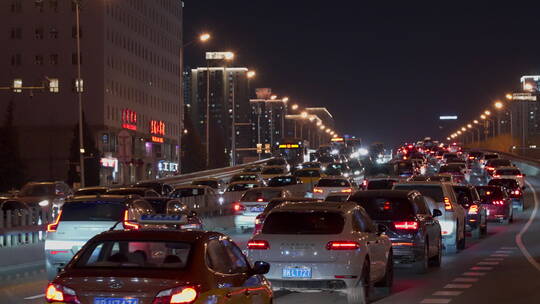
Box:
0;137;529;304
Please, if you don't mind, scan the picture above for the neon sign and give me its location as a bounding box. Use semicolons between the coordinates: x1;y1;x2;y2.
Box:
150;120;165;143
151;136;164;143
122;109;137;130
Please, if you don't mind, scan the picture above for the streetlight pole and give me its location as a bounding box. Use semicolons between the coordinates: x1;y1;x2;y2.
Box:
74;0;85;187
231;74;236;166
205;59;210;168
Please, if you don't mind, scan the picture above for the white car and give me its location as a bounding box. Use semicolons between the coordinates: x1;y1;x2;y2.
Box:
313;177;355;199
233;187;291;231
493;166;525;188
247;201;393;303
393;182;466;254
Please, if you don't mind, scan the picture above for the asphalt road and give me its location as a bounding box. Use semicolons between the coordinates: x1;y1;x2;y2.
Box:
2;177;540;304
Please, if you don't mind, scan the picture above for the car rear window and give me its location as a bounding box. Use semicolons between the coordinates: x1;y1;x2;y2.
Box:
476;187;505;200
242;189;282;201
295;169;321;177
394;185;444;202
19;184;55;197
61;201;125;221
75;189;108;196
495;169;521;176
488;160;511;167
488;179;519;189
318;156;334;163
75;240;191;269
439;165;463;173
170;188;205;198
301;163;320;169
355;197;416;221
262;167;285;174
453;186;473;202
192;180;218;188
468;152;483;158
428;175;452;182
484;154;499;160
325;195;349;202
227;183;258;192
367;180;396;190
268;177;295;187
232;174;258;181
262;211;344;234
316;179;350;187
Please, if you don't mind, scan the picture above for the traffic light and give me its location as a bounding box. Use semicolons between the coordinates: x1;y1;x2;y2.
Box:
264;144;271;154
256;143;262;154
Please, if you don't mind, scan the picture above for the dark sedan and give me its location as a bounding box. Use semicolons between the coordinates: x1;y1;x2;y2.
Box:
453;185;487;239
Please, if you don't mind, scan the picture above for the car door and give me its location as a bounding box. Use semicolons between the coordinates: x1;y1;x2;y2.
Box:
205;239;240;303
416;196;439;256
353;210;385;281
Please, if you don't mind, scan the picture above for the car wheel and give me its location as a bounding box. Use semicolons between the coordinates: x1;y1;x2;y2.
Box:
457;222;466;250
347;261;369;304
428;237;442;267
375;251;393;296
413;242;429;274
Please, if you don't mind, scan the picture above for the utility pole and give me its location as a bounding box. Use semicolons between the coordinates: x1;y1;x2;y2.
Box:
75;0;85;187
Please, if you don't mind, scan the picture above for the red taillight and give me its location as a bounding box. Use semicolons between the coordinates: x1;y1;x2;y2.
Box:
256;198;265;202
313;188;324;193
122;210;140;230
383;201;391;210
493;175;501;178
393;221;419;230
233;202;246;213
486;166;495;171
517;174;524;178
247;240;269;250
492;200;505;205
362;180;368;188
444;197;453;211
152;285;199;304
512;190;522;196
326;241;360;250
468;205;479;215
341;188;352;193
47;210;62;232
45;283;80;304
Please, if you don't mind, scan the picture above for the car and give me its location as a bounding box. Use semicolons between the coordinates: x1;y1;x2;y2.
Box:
17;181;73;218
267;175;302;187
225;181;262;192
438;164;468;184
392;160;417;177
247;201;393;303
348;190;443;273
261;166;289;182
191;178;225;193
453;185;488;239
427;174;455;183
233;187;292;231
243;165;263;173
143;197;203;229
364;178;401;190
169;185;218;198
325;192;351;202
253;197;321;235
488;178;524;212
134;181;174;196
230;172;265;184
312;177;355;199
74;186;109;196
393;182;466;254
485;159;513;175
44;195;155;280
266;157;290;171
323;166;344;177
317;155;336;169
46;229;272;304
296;161;322;170
476;186;514;224
328;162;352;177
492;167;525;188
483;153;499;162
107;187;160;197
1;199;32;224
294;168;324;186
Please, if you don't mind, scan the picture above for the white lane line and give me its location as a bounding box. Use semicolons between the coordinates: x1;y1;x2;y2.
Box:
515;180;540;272
433;291;463;296
24;294;44;300
490;254;509;257
478;261;500;265
471;266;493;271
500;246;518;250
496;250;513;253
484;258;504;261
453;278;479;282
463;272;486;276
421;299;452;304
444;284;472;289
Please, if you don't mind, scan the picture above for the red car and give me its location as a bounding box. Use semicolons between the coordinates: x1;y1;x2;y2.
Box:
476;186;514;224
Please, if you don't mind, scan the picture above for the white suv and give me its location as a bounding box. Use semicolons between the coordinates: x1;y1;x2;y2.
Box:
247;201;393;303
393;181;466;254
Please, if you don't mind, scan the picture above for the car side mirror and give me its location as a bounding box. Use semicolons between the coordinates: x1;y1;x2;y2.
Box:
433;209;443;217
377;224;388;235
251;261;270;275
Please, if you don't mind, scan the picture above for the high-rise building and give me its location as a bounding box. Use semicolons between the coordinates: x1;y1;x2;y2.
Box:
0;0;183;185
250;89;288;154
189;66;252;167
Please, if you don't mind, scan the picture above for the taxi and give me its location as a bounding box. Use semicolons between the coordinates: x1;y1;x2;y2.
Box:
293;168;324;186
46;218;273;304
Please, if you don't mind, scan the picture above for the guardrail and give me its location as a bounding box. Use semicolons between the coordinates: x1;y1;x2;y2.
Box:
0;208;49;248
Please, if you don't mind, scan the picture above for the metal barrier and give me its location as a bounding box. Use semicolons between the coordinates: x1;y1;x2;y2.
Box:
0;208;49;248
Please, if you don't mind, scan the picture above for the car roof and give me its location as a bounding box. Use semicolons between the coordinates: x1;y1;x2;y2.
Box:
495;166;519;170
65;195;132;202
108;187;148;192
297;167;321;171
77;186;109;190
269;197;320;203
351;189;417;199
245;187;282;192
395;181;448;186
173;185;211;190
228;181;260;185
319;176;349;181
271;201;357;212
269;175;294;179
262;165;286;169
91;229;225;243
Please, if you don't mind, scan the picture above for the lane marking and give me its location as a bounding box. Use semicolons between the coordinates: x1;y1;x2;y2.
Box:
484;258;504;261
515;180;540;272
490;254;509;257
478;262;500;265
433;291;463;296
421;299;452;304
470;266;493;271
500;246;517;250
24;294;44;300
462;272;486;276
444;284;472;289
453;278;479;282
495;250;513;253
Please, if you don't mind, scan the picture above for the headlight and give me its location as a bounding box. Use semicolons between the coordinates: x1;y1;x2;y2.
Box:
218;197;224;204
343;173;350;177
359;148;369;156
354;170;361;175
322;166;327;171
38;200;50;207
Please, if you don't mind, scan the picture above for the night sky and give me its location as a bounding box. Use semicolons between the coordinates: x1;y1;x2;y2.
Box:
183;1;540;147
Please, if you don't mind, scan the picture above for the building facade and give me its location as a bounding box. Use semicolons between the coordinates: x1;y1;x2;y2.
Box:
0;0;183;186
250;89;288;156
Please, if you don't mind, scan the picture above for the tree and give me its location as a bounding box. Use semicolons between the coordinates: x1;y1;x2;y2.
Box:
0;100;25;192
67;113;100;187
180;114;206;173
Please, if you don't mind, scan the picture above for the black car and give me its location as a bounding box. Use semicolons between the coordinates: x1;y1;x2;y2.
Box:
348;190;442;273
488;178;524;212
134;181;173;196
453;185;487;239
143;197;203;229
267;175;302;187
107;187;160;197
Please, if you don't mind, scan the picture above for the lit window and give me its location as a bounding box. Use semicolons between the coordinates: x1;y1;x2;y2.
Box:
49;78;59;93
13;79;23;93
75;78;84;92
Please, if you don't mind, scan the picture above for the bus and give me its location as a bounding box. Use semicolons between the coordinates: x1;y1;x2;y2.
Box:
276;138;306;166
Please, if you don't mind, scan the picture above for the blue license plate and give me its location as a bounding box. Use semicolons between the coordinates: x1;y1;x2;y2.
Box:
282;266;312;278
250;206;264;212
94;298;139;304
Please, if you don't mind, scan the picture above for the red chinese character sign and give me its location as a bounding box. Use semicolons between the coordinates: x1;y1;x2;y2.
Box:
122;109;137;130
150;120;165;143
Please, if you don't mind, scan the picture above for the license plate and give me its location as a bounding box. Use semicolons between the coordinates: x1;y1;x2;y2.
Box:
94;298;139;304
250;206;264;212
283;266;312;278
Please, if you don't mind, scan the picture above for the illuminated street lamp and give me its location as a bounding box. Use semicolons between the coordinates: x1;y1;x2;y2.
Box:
484;110;491;116
282;97;289;103
506;93;513;100
301;111;308;119
320;125;325;130
447;137;451;140
270;95;277;100
200;33;211;42
474;120;479;124
480;114;486;120
494;101;503;109
457;131;462;135
291;104;299;111
224;51;235;60
461;127;467;132
247;71;256;78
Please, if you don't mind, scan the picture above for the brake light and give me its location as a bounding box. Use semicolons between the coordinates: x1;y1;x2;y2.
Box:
256;198;265;202
362;179;368;188
247;240;269;250
512;190;522;196
47;210;62;232
341;188;352;193
152;285;199;304
45;283;80;304
394;221;418;230
486;166;495;171
468;205;479;215
444;197;453;211
313;188;324;193
383;201;391;210
492;200;505;205
122;210;140;230
233;202;245;213
326;241;360;250
517;174;524;178
493;175;501;178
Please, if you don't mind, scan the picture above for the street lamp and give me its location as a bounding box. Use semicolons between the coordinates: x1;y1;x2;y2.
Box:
484;110;491;116
200;33;211;42
291;104;299;111
506;93;513;100
247;71;256;78
282;97;289;103
494;101;503;109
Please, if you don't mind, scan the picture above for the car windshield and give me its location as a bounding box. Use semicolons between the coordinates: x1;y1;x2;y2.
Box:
367;180;396;190
495;169;521;176
232;174;258;181
488;179;519;189
295;169;321;177
242;189;282;202
170;188;205;198
355;197;416;221
75;188;108;196
192;180;218;188
268;177;295;187
262;167;285;174
227;183;258;192
439;165;463;173
267;159;286;166
262;211;344;234
484;154;499;160
453;186;473;202
61;201;125;221
75;240;191;269
19;184;55;197
394;185;444;202
302;163;320;168
316;179;350;187
476;186;505;200
144;199;169;213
